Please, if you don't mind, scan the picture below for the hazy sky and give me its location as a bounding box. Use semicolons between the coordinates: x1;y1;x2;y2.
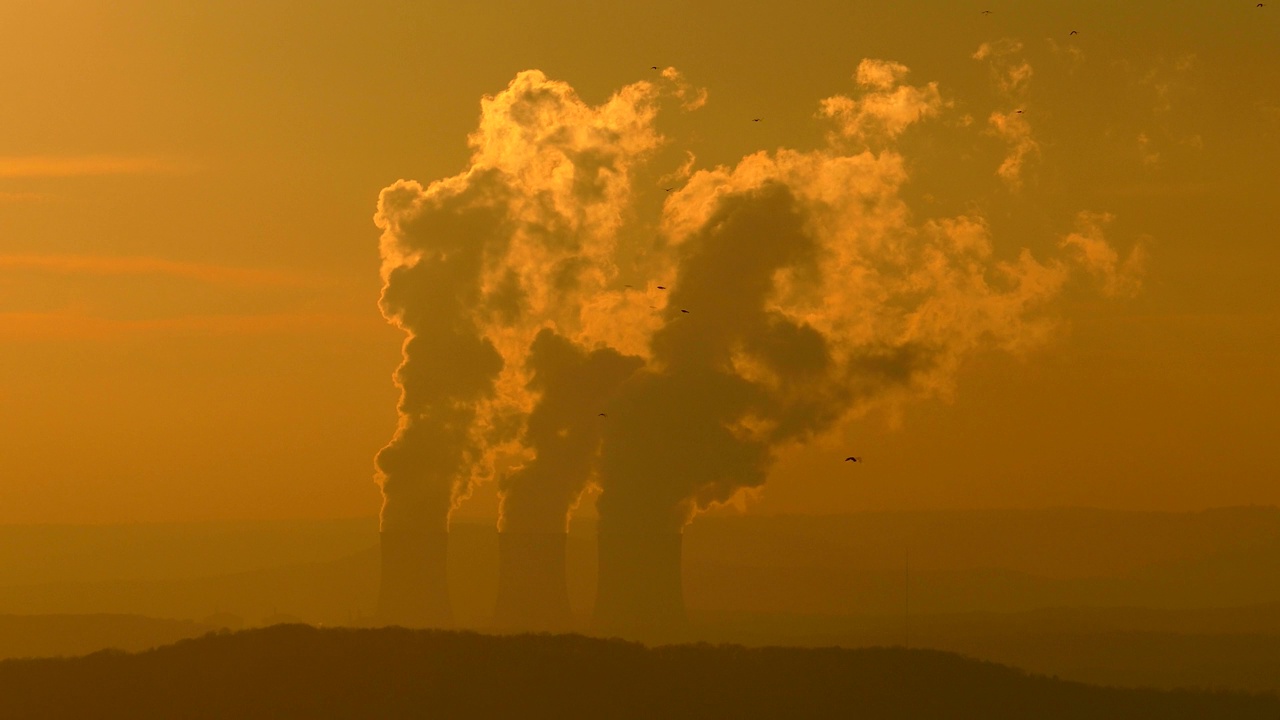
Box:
1;0;1277;525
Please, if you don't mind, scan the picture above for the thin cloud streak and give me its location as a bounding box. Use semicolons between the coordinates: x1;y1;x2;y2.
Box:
0;155;196;178
0;254;329;288
0;309;376;342
0;191;49;204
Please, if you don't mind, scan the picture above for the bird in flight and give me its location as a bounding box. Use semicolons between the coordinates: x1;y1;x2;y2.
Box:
752;118;762;122
1070;30;1078;35
651;65;659;70
656;285;667;290
681;309;690;314
598;413;608;417
1015;109;1025;114
845;456;861;462
664;187;675;192
981;9;993;14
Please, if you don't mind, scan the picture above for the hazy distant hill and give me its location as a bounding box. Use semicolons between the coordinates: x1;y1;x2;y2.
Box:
696;604;1280;695
0;547;381;627
2;625;1276;719
7;604;1278;695
4;508;1278;624
0;517;379;587
3;508;1279;696
683;507;1280;615
687;507;1280;582
0;614;214;660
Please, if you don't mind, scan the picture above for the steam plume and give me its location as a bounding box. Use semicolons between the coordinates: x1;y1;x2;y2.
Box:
373;69;680;626
597;63;1079;531
500;329;641;534
374;69;671;533
973;40;1039;187
374;62;1142;631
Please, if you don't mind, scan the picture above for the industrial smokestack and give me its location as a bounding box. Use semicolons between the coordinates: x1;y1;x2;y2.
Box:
592;528;686;642
494;330;642;634
377;528;451;628
372;64;1144;641
373;71;674;636
372;173;505;631
491;532;574;633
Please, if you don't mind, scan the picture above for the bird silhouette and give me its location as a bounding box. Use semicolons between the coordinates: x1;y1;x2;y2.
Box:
981;9;993;14
656;285;666;290
598;413;607;417
752;118;762;122
681;309;690;314
664;187;675;192
651;65;659;70
1015;109;1024;114
845;456;861;462
1070;30;1078;35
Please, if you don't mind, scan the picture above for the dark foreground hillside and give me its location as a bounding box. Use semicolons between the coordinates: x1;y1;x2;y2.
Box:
0;626;1276;719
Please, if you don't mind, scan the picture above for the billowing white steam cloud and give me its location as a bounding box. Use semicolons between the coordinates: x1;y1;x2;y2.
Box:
598;64;1076;530
374;61;1141;536
974;40;1039;187
1060;212;1147;298
820;59;944;146
374;70;676;533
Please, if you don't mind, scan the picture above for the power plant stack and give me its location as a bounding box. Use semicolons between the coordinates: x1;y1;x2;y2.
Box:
491;531;575;632
377;527;452;628
592;527;686;641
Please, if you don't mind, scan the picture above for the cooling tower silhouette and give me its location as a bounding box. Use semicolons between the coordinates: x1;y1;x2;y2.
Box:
377;528;451;628
491;532;575;632
592;528;686;641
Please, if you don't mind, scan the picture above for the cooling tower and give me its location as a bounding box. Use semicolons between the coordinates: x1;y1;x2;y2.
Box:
377;528;452;628
592;528;686;641
491;531;575;633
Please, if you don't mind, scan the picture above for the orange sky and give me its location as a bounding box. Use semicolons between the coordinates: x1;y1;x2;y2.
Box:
1;0;1277;525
